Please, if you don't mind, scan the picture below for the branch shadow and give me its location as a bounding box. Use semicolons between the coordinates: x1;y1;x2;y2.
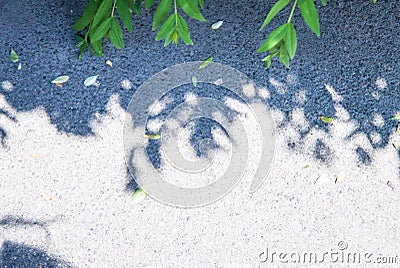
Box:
0;215;71;267
0;0;398;191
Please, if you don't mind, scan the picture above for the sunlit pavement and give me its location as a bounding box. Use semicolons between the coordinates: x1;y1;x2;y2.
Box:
1;0;400;266
1;81;399;266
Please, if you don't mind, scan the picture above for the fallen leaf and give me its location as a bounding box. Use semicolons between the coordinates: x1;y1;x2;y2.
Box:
42;194;53;201
192;75;198;87
131;188;146;204
391;115;400;121
303;164;309;169
51;75;70;84
10;49;19;63
17;63;22;70
84;75;99;87
320;116;333;124
210;20;223;30
105;60;113;68
199;57;213;69
144;133;161;140
55;83;63;87
30;153;41;159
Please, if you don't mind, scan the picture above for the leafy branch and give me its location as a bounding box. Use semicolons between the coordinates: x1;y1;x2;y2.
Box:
73;0;378;68
257;0;324;68
73;0;205;58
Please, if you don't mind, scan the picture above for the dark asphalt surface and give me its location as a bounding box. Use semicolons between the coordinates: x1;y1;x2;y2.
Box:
1;0;399;266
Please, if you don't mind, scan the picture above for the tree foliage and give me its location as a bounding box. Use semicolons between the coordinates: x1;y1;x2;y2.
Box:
74;0;378;67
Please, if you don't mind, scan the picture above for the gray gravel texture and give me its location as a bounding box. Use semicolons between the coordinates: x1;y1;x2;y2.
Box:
0;0;400;266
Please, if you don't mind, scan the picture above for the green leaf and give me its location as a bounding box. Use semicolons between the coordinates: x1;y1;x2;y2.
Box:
391;115;400;121
370;0;377;3
155;14;176;41
73;0;101;31
117;0;133;32
321;0;327;6
78;43;88;59
198;57;213;69
177;28;193;45
262;54;273;69
131;188;147;203
126;0;142;14
125;0;135;10
177;15;193;45
285;22;297;59
92;0;114;30
320;116;333;123
257;23;288;53
152;0;172;30
177;0;205;21
198;0;204;8
91;40;103;57
260;0;291;30
109;18;125;48
91;17;113;42
262;52;278;69
172;31;179;44
298;0;320;37
144;133;161;139
177;14;189;30
192;75;198;87
145;0;156;9
10;49;19;63
279;45;290;68
163;28;175;46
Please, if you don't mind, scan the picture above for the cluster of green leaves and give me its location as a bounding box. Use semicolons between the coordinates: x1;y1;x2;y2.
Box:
258;0;377;68
257;0;326;68
73;0;204;59
154;0;205;46
74;0;378;68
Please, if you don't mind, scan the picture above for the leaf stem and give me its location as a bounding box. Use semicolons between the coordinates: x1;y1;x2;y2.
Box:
287;0;298;23
174;0;178;25
111;0;117;17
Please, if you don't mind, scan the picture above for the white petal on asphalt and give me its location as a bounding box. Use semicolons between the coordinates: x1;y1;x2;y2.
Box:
105;60;113;68
51;75;69;84
84;75;99;87
17;63;22;70
210;20;223;30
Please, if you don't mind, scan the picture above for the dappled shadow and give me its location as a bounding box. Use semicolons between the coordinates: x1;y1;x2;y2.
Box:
0;0;398;191
0;107;16;147
0;215;71;267
0;241;71;267
0;215;47;228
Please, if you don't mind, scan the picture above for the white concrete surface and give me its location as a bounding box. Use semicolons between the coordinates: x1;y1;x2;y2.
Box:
0;79;399;267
